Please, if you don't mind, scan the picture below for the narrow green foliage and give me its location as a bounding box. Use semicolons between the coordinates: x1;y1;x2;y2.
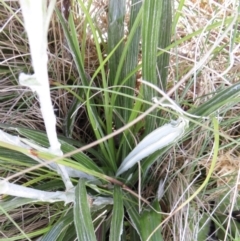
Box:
79;0;92;61
172;0;185;33
62;89;82;138
139;200;163;241
142;0;164;134
107;0;126;86
55;8;87;138
117;0;143;160
142;0;162;85
0;198;41;215
2;124;102;172
122;0;142;89
157;1;172;91
74;180;97;241
41;211;74;241
77;0;117;170
124;195;163;241
109;186;124;241
107;0;127;154
124;194;141;235
55;8;88;86
0;206;30;241
190;82;240;117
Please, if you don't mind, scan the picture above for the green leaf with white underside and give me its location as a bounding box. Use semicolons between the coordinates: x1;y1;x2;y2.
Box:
74;179;97;241
142;0;163;134
139;200;163;241
124;195;163;241
157;1;172;91
107;0;126;86
109;186;124;241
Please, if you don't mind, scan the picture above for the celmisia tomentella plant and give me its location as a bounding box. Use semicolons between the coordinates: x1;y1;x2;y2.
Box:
18;0;73;190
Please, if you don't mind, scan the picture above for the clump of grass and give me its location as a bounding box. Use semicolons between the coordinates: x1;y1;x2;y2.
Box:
1;0;240;240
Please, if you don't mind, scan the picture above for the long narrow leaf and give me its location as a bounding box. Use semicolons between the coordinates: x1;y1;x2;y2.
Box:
41;210;74;241
55;8;87;137
109;186;124;241
107;0;126;86
190;82;240;117
77;0;115;167
157;1;172;91
124;195;163;241
3;125;103;173
116;0;143;161
56;8;88;86
74;179;97;241
142;0;163;134
139;200;163;241
124;194;141;236
106;0;126;159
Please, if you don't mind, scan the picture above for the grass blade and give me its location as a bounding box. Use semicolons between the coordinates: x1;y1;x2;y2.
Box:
76;0;119;169
190;82;240;117
56;8;88;86
55;8;87;138
41;211;73;241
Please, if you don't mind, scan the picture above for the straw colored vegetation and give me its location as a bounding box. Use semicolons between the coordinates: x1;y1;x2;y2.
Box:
0;0;240;240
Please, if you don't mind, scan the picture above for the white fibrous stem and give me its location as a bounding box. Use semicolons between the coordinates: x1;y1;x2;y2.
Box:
18;0;73;190
0;180;113;207
0;179;74;204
